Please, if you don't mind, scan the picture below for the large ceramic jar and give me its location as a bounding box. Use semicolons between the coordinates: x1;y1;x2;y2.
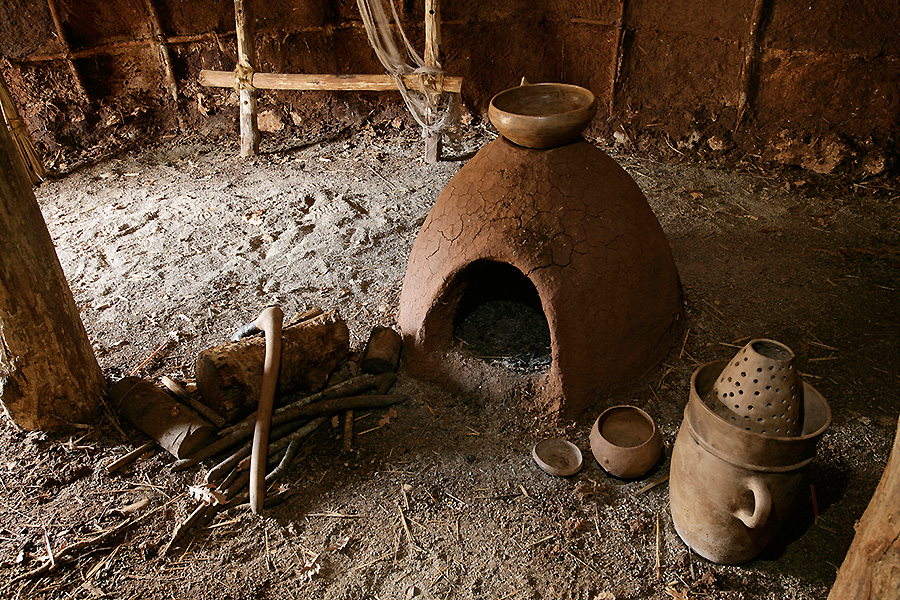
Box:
669;360;831;564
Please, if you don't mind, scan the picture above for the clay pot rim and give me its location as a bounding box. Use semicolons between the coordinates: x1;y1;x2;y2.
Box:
488;83;598;148
490;83;596;118
532;438;584;477
693;360;832;441
592;404;660;450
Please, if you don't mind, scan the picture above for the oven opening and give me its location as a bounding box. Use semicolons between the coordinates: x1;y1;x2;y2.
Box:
451;260;551;373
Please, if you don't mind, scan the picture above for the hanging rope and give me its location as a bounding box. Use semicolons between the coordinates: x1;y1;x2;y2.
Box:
356;0;457;136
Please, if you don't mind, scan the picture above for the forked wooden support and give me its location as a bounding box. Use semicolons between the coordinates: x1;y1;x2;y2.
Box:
205;0;458;161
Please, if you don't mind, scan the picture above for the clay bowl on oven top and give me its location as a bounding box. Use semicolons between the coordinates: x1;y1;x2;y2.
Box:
590;405;662;479
532;438;584;477
488;83;597;149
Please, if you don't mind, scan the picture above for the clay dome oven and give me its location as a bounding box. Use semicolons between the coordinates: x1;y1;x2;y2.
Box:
398;88;683;415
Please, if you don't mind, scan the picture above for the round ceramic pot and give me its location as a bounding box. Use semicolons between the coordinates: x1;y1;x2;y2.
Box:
590;405;662;479
669;360;831;564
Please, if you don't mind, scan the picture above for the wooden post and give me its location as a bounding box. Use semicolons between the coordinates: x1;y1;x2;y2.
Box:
143;0;179;103
0;117;106;430
234;0;259;157
608;0;626;114
736;0;767;128
828;414;900;599
45;0;89;103
423;0;441;163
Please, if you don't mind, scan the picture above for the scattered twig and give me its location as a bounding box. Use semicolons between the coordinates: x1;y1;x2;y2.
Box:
42;529;55;570
161;376;226;427
349;551;393;572
655;512;662;580
563;547;598;574
163;503;209;556
105;441;157;475
679;328;690;359
129;339;171;376
343;410;354;451
526;535;554;548
398;503;414;547
635;474;669;495
13;497;176;582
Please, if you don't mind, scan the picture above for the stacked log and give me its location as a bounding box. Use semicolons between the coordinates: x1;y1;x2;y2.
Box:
195;310;349;422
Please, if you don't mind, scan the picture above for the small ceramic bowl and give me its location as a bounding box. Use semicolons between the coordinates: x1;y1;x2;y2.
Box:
590;405;662;479
532;438;583;477
488;83;597;149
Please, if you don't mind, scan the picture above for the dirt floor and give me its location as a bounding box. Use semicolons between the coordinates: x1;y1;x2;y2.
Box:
1;119;899;600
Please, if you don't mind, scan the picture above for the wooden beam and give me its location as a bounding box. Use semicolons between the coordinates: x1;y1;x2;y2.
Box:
234;0;259;157
143;0;179;103
199;70;462;93
423;0;442;163
45;0;88;102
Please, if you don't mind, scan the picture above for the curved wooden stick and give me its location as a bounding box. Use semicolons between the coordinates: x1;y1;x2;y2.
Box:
249;306;283;514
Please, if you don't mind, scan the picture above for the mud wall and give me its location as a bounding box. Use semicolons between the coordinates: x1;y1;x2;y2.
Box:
0;0;896;175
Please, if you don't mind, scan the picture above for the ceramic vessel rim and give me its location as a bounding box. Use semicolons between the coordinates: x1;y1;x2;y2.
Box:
692;360;832;440
489;83;596;121
532;438;583;476
592;405;659;450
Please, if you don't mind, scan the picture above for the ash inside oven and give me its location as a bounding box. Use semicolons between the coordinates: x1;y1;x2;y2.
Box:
452;261;551;373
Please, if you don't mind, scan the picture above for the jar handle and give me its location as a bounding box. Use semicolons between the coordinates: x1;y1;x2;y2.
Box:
734;477;772;529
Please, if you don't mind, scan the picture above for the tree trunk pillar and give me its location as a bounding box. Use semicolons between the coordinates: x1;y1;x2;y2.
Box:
828;414;900;598
0;117;106;430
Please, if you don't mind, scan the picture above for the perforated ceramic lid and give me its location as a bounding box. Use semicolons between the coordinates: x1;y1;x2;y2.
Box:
707;339;802;436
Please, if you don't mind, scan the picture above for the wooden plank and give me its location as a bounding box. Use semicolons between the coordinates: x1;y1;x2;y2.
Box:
424;0;442;163
199;70;462;93
234;0;259;157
